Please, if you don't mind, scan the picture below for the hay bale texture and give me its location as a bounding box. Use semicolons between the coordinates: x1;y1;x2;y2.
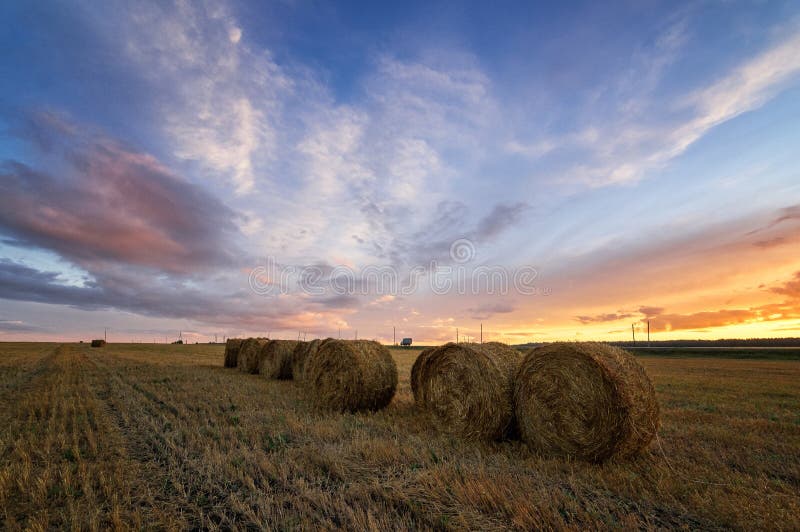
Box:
411;342;523;441
514;342;659;462
259;340;301;379
223;338;244;368
304;340;397;412
237;337;269;374
291;338;330;382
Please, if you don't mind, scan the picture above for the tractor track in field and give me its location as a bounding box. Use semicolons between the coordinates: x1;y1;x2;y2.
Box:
87;349;258;529
0;344;182;529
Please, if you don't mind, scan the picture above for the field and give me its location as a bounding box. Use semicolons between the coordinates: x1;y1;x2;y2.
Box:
1;343;798;530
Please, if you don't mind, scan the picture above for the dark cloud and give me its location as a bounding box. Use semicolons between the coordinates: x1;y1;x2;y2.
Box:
474;202;530;240
638;306;664;318
746;204;800;235
377;200;530;267
309;293;361;310
0;258;353;334
468;302;516;320
0;111;240;275
753;236;786;248
770;271;800;299
0;258;221;316
575;311;635;324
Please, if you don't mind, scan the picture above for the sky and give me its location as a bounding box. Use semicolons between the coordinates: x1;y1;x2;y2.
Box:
1;0;799;344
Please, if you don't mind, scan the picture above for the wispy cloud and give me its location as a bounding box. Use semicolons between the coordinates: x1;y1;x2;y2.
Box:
516;24;800;187
119;1;291;194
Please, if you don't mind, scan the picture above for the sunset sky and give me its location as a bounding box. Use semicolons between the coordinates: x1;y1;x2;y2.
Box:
1;1;799;344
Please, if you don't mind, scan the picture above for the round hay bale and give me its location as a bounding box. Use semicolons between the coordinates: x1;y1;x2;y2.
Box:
304;340;397;412
237;337;269;374
223;338;244;368
291;338;332;382
410;346;436;405
259;340;301;379
411;342;523;441
514;342;659;462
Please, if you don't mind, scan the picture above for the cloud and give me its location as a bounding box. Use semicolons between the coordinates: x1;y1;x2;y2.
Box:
0;111;240;275
0;318;46;333
118;1;290;194
638;306;664;319
747;204;800;235
645;308;758;332
770;270;800;299
468;302;516;320
630;271;800;332
575;311;635;324
532;26;800;186
475;202;530;240
0;258;357;336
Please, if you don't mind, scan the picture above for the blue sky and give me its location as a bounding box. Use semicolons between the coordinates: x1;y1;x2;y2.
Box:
1;0;799;343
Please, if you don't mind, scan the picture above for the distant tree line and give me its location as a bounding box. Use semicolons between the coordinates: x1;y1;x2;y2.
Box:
612;337;800;348
519;338;800;348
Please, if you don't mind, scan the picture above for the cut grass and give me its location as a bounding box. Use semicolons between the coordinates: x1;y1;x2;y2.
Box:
0;342;798;529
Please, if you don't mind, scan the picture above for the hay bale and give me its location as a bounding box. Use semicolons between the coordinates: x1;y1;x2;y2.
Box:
291;338;332;382
223;338;243;368
410;346;436;405
90;339;105;348
304;340;397;412
259;340;301;379
514;342;660;462
237;337;269;374
411;342;523;441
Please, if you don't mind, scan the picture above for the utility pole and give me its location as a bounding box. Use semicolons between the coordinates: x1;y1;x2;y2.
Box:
393;326;396;346
456;328;459;343
480;323;483;344
632;323;636;345
104;327;107;342
647;320;650;347
355;329;358;340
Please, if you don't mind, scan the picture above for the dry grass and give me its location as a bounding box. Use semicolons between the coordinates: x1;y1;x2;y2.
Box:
1;342;798;529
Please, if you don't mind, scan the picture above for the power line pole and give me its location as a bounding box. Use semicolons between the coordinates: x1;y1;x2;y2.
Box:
393;326;396;346
632;323;636;345
456;328;459;343
480;323;483;344
647;320;650;347
104;327;107;342
355;329;358;340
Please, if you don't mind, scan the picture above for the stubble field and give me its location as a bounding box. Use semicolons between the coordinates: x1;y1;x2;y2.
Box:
0;342;798;530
